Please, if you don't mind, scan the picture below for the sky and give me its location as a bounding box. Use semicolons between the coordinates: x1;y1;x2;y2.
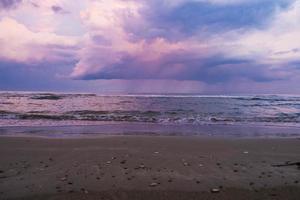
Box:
0;0;300;94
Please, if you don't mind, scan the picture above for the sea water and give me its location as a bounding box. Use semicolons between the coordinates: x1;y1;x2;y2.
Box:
0;92;300;137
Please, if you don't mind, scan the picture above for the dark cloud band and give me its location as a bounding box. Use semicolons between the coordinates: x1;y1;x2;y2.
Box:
0;0;22;9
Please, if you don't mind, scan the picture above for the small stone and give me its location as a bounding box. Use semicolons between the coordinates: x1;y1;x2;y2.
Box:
243;151;249;154
60;177;67;181
139;164;145;169
149;182;159;187
211;188;220;193
106;161;111;164
81;188;89;194
199;164;204;167
154;152;159;154
120;160;127;164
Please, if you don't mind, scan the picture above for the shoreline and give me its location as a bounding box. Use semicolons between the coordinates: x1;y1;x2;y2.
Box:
0;136;299;199
1;123;300;139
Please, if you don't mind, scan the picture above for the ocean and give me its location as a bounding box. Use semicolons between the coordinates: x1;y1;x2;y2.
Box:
0;92;300;138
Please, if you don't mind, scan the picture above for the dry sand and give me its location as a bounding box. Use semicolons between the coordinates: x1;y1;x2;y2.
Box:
0;136;299;200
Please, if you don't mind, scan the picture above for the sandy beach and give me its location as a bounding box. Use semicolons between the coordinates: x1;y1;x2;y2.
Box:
0;136;299;200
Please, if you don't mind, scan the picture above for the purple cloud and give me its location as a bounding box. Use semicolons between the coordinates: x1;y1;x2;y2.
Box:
0;0;300;94
0;0;22;9
51;5;69;14
70;0;299;85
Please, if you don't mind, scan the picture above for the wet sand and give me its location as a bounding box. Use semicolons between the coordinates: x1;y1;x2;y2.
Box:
0;136;299;200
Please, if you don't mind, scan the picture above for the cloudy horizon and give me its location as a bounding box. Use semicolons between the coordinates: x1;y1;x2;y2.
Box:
0;0;300;94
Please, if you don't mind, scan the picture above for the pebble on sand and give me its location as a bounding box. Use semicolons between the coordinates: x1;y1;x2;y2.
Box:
120;160;127;164
81;188;89;194
149;182;159;187
139;164;145;169
211;188;220;193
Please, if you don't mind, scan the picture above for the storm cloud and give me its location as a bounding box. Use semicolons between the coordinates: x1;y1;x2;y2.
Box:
0;0;300;93
0;0;22;9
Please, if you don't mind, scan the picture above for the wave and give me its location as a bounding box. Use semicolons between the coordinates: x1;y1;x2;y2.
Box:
1;93;300;126
1;110;300;124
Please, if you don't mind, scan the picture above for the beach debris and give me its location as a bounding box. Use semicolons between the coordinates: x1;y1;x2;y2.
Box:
140;164;145;168
154;151;159;154
149;182;159;187
120;160;127;164
182;159;190;166
243;151;249;154
111;157;117;160
272;161;300;169
106;161;112;164
60;177;67;181
136;164;146;169
81;188;89;194
211;188;220;193
199;164;204;167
